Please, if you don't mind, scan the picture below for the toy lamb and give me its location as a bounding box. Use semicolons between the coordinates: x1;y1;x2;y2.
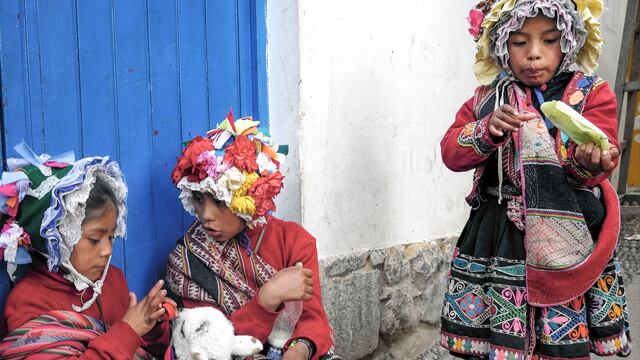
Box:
171;306;263;360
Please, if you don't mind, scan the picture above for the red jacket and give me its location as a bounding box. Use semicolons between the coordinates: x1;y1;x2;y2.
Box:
441;73;619;199
3;263;170;359
180;217;333;360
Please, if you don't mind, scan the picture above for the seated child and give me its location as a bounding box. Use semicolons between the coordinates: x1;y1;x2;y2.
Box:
165;113;338;360
0;144;174;359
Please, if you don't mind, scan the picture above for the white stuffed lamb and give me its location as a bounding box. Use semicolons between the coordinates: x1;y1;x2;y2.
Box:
171;307;263;360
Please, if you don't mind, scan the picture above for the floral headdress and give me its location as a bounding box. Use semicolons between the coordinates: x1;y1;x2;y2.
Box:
171;111;286;229
468;0;604;84
0;142;127;311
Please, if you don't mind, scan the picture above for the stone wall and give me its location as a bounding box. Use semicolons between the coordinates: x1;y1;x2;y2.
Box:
320;237;457;360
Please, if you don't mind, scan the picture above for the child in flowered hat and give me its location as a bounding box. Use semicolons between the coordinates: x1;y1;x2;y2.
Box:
440;0;628;358
165;112;339;360
0;143;175;358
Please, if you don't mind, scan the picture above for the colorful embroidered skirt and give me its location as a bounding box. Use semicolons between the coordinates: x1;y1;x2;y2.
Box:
440;195;631;359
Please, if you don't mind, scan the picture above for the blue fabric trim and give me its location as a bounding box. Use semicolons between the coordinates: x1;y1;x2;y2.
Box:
534;88;570;144
533;88;553;129
238;231;252;257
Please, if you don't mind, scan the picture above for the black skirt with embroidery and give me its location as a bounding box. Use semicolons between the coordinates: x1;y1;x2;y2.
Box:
440;192;630;359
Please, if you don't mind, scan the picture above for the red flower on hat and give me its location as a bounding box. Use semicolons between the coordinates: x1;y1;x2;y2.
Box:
171;136;215;183
248;170;284;216
468;8;485;39
223;135;259;173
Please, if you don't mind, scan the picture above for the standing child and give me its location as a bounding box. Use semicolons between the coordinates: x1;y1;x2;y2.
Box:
0;143;174;359
440;0;629;358
165;113;339;360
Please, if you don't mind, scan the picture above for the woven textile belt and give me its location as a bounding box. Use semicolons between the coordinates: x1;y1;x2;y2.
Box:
485;185;521;199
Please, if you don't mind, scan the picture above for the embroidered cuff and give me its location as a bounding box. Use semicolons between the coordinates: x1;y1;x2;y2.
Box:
288;337;316;360
567;143;604;181
457;115;507;156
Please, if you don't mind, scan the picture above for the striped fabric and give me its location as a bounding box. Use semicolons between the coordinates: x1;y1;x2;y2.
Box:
165;221;276;316
0;310;153;359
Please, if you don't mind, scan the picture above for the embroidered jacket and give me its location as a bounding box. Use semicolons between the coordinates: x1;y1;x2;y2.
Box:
441;71;619;209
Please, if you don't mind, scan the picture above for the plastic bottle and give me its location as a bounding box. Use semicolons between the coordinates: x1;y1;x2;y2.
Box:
265;262;305;359
268;300;303;348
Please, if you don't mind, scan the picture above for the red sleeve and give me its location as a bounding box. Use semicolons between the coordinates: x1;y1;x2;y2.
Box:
441;92;509;172
565;81;620;187
142;320;171;358
286;233;332;360
229;296;281;342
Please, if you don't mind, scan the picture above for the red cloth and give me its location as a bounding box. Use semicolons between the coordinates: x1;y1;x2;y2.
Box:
180;217;333;360
3;263;170;359
441;76;619;184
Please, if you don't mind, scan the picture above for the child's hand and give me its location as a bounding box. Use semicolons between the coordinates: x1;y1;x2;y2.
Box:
574;143;620;173
489;105;537;137
258;262;313;312
122;280;174;336
282;343;310;360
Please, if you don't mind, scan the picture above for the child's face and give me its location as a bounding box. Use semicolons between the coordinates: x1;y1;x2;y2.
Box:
70;201;117;281
193;192;246;242
507;14;563;87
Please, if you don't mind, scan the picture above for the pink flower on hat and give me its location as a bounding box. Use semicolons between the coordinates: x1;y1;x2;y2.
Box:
467;8;485;39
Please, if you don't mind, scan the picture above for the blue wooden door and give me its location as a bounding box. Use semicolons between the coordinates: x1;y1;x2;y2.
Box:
0;0;268;311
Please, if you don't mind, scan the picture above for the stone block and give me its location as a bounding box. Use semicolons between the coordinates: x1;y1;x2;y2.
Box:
322;251;370;277
322;270;381;359
380;289;416;344
369;249;387;267
418;273;448;325
410;242;449;292
383;246;411;284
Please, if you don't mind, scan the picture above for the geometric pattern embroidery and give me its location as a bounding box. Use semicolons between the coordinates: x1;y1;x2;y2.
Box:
443;281;493;327
525;213;593;269
536;297;589;344
590;331;631;356
489;287;527;336
588;274;625;325
441;332;489;356
457;116;495;156
441;252;631;359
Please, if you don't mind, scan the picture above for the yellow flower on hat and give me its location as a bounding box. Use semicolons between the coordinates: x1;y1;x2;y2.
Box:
573;0;603;18
575;2;603;76
229;171;259;216
235;172;260;196
230;195;256;216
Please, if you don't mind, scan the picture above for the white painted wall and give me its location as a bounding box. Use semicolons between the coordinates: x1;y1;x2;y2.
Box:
267;0;302;223
297;1;476;256
268;1;628;257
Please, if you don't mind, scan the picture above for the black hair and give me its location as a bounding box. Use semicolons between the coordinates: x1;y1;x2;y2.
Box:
83;174;119;223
